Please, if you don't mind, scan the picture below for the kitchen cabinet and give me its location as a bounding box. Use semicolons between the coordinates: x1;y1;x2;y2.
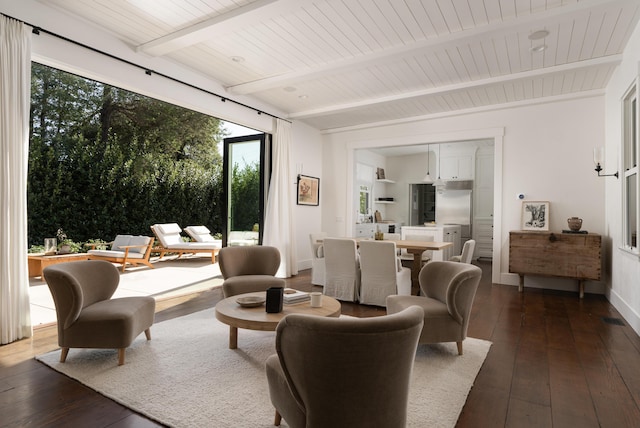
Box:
355;224;375;239
401;225;460;261
440;154;474;180
474;218;493;258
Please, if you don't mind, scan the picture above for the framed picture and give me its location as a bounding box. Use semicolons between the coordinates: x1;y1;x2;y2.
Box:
297;175;319;206
376;167;386;180
521;201;550;231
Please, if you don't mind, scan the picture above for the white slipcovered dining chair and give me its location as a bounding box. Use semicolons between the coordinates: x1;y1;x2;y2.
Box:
323;238;360;302
359;240;411;306
449;239;476;264
309;232;326;286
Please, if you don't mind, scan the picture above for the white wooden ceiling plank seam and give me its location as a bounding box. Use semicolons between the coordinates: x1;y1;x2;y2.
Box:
457;88;478;108
301;5;362;60
311;1;372;55
579;9;606;61
421;1;452;35
514;0;532;17
560;72;574;95
541;75;553;97
571;69;587;92
499;0;517;20
233;28;307;71
484;86;500;104
467;86;484;106
366;65;403;94
451;0;476;29
591;6;622;57
551;73;565;95
467;41;492;79
371;0;415;43
491;37;512;75
483;0;505;24
386;62;429;92
505;32;523;74
387;0;428;41
271;14;345;62
344;0;395;49
457;45;482;80
404;0;439;38
436;0;463;33
581;68;597;91
593;65;616;89
468;0;490;26
402;57;437;89
523;78;534;99
480;39;501;78
605;4;640;55
445;46;472;82
414;54;447;87
566;13;589;63
554;19;573;64
439;94;456;111
513;80;525;101
503;81;516;102
258;20;320;67
542;23;559;68
445;92;462;110
530;0;548;13
433;50;464;84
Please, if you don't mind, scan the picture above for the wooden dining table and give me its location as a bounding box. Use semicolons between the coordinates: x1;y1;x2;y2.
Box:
319;237;453;295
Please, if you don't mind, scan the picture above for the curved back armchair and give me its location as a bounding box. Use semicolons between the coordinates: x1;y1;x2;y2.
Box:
265;306;424;428
358;240;411;306
43;260;156;365
218;245;285;297
322;238;360;302
386;261;481;355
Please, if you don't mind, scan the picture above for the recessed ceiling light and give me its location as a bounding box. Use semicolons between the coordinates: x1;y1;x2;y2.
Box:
283;86;297;92
298;94;308;100
231;56;245;63
528;30;549;41
530;44;547;53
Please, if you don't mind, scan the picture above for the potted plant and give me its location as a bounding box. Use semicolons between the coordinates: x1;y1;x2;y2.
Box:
56;228;74;254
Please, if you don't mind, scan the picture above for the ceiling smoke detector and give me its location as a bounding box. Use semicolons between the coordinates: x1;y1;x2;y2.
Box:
528;30;549;40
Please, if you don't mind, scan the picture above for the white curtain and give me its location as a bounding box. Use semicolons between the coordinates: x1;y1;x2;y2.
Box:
0;16;32;344
263;119;297;277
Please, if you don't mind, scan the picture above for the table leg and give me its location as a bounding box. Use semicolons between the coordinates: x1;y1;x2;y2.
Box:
518;275;524;292
407;249;425;295
229;326;238;349
579;280;585;299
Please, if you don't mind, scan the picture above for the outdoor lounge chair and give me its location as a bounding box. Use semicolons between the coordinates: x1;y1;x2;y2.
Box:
151;223;221;263
86;235;154;272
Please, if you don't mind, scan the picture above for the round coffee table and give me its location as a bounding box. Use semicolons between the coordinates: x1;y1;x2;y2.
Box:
215;291;341;349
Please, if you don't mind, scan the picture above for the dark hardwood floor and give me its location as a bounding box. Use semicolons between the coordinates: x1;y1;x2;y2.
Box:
1;260;639;427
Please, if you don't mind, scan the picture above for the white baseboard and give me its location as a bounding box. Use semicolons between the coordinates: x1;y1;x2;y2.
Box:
607;288;640;337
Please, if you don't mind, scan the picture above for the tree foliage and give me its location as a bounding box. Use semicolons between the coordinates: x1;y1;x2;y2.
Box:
27;63;256;247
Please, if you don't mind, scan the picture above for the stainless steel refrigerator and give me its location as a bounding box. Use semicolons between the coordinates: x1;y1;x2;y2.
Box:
435;180;473;242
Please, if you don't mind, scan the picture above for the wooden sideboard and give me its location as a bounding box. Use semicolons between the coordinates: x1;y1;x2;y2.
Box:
509;231;601;298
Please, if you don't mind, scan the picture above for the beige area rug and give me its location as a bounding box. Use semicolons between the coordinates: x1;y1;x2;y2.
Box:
29;256;223;326
36;309;491;428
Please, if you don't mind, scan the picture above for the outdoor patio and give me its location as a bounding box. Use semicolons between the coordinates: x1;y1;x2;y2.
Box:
29;255;224;327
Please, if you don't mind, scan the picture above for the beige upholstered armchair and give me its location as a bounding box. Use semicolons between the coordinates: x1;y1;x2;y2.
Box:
323;238;360;302
43;260;156;365
358;240;411;306
265;306;424;428
218;245;285;297
386;261;481;355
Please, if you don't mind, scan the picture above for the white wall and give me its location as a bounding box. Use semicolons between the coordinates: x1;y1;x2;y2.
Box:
605;20;640;335
323;95;606;292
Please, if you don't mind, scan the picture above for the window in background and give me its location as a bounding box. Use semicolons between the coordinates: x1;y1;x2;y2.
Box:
623;80;639;251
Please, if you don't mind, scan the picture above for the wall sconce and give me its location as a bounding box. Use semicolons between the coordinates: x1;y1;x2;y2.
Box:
593;147;618;178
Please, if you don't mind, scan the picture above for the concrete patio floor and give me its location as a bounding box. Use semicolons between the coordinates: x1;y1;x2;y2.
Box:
29;255;224;327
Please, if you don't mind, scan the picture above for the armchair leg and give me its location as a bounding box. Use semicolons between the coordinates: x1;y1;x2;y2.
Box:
144;328;151;340
118;348;126;366
60;347;69;363
274;410;282;426
456;341;463;355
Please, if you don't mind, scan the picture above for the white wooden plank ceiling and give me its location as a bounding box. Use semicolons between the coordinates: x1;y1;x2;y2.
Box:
39;0;640;131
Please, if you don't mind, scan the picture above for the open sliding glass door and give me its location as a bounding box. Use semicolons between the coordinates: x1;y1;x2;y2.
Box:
222;134;271;247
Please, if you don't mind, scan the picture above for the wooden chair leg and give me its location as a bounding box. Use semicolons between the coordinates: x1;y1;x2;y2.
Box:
144;328;151;340
60;347;69;363
274;410;282;426
118;348;126;365
457;341;463;355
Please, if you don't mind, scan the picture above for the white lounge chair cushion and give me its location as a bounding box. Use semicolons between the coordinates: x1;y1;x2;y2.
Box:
164;241;221;250
228;231;259;246
88;249;145;259
153;223;183;247
184;226;216;243
128;236;151;254
111;235;133;251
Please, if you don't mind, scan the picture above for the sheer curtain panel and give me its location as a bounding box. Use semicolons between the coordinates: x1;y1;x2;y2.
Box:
263;119;297;277
0;15;32;343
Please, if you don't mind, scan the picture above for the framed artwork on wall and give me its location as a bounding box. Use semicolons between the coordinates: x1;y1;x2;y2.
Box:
297;175;320;206
521;201;550;231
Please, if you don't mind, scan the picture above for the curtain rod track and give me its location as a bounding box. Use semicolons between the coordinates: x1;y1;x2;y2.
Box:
1;12;290;123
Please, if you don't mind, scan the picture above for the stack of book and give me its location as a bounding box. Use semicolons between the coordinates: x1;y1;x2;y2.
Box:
283;288;310;304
